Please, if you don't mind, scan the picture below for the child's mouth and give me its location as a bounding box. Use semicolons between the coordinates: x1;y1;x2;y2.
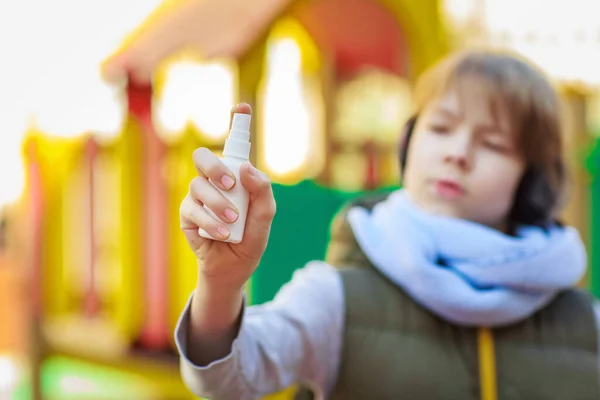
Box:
434;180;464;199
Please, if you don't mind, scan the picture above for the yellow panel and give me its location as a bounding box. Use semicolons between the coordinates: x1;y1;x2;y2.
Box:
377;0;450;80
380;149;401;187
257;18;325;184
93;148;122;305
34;120;145;345
268;18;321;75
61;149;89;313
167;129;203;338
94;144;138;339
262;386;298;400
334;70;412;144
331;152;368;191
114;117;145;340
32;133;86;318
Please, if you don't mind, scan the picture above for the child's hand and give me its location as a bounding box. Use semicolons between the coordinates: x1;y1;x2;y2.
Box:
179;104;276;288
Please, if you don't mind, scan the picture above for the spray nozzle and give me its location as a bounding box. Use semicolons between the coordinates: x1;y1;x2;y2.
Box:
223;112;252;159
232;113;251;131
230;113;251;141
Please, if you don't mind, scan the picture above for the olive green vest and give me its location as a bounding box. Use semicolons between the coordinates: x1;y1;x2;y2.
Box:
296;195;599;400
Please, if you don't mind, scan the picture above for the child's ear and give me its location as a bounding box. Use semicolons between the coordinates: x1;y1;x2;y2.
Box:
510;162;565;227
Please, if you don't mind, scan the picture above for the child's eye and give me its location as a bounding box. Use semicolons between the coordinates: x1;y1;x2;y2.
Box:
483;140;510;153
430;124;451;134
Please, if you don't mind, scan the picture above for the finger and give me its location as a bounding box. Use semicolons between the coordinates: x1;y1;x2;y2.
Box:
189;176;239;223
239;162;276;230
192;147;236;190
180;195;230;240
101;52;128;85
228;103;252;130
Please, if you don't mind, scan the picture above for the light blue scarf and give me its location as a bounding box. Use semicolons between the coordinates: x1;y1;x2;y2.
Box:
347;189;587;327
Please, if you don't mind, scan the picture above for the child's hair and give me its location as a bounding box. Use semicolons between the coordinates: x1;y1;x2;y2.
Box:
399;50;567;227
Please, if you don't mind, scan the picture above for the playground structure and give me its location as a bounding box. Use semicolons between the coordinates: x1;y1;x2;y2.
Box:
0;0;598;398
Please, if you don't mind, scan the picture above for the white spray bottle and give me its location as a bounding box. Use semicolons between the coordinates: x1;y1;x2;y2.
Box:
198;113;251;243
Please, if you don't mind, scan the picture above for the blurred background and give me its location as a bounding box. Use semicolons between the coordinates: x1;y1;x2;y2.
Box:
0;0;599;398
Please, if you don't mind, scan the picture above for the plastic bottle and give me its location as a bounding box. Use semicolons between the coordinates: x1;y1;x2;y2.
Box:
198;113;251;243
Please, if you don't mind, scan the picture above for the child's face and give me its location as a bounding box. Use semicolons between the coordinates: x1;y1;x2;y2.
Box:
403;89;526;231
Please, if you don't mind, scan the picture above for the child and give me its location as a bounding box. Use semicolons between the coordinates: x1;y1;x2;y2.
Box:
176;50;599;400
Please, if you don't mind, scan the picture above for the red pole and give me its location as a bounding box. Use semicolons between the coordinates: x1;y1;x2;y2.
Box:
127;82;169;349
26;139;44;400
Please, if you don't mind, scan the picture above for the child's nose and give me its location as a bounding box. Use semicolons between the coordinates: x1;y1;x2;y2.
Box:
444;134;473;169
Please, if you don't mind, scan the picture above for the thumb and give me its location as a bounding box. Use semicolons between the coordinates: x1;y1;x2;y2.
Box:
239;162;276;228
101;53;128;85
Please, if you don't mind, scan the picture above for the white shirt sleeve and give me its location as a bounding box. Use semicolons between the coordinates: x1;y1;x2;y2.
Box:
174;261;345;400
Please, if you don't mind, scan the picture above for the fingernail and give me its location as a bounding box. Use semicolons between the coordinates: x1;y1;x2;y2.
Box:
217;225;230;238
224;208;238;222
247;163;258;177
221;175;234;189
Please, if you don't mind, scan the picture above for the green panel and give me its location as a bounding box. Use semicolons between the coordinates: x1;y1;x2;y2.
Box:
11;378;31;400
12;355;199;400
40;357;157;400
251;180;398;305
587;137;600;297
10;356;191;400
